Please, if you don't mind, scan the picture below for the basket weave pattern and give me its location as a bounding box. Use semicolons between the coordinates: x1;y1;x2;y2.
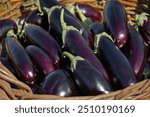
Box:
0;0;150;100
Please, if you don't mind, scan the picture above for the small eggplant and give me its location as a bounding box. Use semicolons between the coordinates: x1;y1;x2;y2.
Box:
0;19;18;42
5;32;36;83
47;7;93;48
76;3;102;22
24;24;61;68
91;22;105;36
63;52;113;95
41;69;78;96
25;9;49;30
125;26;148;79
104;0;128;47
26;45;57;77
95;33;137;90
62;25;109;80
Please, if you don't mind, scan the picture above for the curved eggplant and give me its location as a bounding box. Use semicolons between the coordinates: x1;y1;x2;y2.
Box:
25;9;49;30
24;24;61;68
76;3;102;22
5;34;36;83
26;45;57;76
104;0;128;47
41;69;78;96
126;26;148;79
95;33;137;90
62;25;109;80
63;52;113;95
0;19;18;42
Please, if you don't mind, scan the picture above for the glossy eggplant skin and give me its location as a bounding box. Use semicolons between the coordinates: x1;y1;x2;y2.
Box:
0;19;18;42
48;7;93;48
5;36;36;83
24;24;61;67
76;3;102;22
91;22;105;36
41;70;78;96
95;35;137;90
104;0;128;47
63;52;113;95
26;45;56;76
126;26;148;79
63;28;109;80
26;9;49;30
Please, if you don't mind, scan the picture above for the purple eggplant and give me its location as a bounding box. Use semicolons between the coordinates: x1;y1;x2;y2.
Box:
24;24;61;68
0;19;18;42
47;7;93;48
26;45;57;77
76;3;102;22
25;9;49;30
5;34;36;83
62;24;109;80
126;26;148;79
41;69;78;96
91;22;105;36
63;52;113;95
104;0;128;48
95;33;137;90
140;62;150;81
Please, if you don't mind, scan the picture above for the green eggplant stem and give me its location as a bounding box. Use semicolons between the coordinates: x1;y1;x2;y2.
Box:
36;0;43;15
62;52;76;62
60;8;68;31
7;30;16;37
135;13;149;26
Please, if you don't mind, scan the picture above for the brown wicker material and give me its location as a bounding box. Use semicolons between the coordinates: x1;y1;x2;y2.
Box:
0;0;150;100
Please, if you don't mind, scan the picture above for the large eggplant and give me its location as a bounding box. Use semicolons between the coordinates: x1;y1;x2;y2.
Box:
24;24;61;68
5;33;36;83
61;22;109;80
76;3;102;22
63;52;113;95
41;69;78;96
25;9;49;30
0;19;18;42
91;22;105;36
95;33;137;90
125;26;148;79
26;45;56;76
47;7;93;48
104;0;128;47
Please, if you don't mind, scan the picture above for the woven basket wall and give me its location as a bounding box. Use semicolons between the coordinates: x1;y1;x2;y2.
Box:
0;0;150;100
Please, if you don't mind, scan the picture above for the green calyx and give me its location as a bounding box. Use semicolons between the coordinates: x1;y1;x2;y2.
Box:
75;6;93;29
62;52;84;72
135;13;149;26
65;3;76;15
36;0;43;15
7;30;16;38
94;32;113;52
60;8;79;46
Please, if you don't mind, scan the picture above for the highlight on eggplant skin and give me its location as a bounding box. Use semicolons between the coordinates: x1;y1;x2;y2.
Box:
24;24;62;67
62;27;109;80
62;52;113;95
104;0;128;48
95;33;137;90
76;3;102;22
126;26;148;79
26;45;57;77
41;69;78;96
5;36;36;83
0;19;18;42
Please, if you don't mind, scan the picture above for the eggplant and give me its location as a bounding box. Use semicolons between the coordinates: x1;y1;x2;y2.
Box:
95;33;137;90
104;0;128;47
63;52;113;95
140;62;150;81
26;45;57;76
76;3;102;22
5;33;36;83
91;22;105;36
62;23;109;80
0;19;18;42
125;26;148;79
25;9;49;30
41;69;78;96
24;24;61;68
47;7;93;48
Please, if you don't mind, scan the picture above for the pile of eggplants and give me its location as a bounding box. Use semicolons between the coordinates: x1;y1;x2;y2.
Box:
0;0;149;97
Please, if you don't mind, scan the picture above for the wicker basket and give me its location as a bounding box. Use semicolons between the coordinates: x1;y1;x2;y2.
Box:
0;0;150;100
